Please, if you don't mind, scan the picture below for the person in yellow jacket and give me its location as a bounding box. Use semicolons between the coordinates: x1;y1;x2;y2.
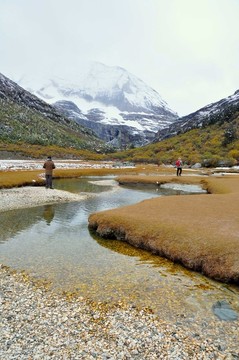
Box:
43;156;56;189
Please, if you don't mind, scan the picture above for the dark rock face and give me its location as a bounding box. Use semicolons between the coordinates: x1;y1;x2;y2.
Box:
52;96;178;146
53;100;177;147
53;100;144;147
154;90;239;142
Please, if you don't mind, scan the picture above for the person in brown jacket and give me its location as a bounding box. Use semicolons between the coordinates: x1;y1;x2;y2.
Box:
43;156;55;189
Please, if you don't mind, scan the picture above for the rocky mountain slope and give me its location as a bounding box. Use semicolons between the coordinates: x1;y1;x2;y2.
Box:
0;73;105;151
18;62;178;148
154;90;239;142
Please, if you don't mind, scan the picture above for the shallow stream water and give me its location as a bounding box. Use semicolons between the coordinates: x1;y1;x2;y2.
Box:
0;177;238;323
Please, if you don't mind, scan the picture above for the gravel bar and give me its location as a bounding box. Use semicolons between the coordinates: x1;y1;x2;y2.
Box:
0;186;87;213
1;266;239;359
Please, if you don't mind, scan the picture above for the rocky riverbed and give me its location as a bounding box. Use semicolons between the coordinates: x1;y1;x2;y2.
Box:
1;265;239;360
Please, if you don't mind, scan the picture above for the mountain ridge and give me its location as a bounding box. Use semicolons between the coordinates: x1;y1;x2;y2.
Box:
154;89;239;142
0;72;106;152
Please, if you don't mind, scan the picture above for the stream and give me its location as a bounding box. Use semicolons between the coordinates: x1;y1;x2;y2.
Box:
0;176;238;323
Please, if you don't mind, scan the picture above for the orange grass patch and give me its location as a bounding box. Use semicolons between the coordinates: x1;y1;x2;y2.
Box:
53;166;141;179
89;175;239;284
0;170;44;188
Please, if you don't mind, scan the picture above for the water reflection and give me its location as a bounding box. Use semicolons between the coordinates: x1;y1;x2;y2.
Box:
0;177;238;324
54;176;114;194
0;207;42;244
160;182;208;193
43;205;55;226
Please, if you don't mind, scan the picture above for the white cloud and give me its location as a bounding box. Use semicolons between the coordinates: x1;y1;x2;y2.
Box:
0;0;238;116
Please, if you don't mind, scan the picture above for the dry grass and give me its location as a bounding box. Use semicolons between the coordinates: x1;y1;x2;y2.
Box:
53;166;142;179
89;175;239;284
0;170;44;188
0;164;152;189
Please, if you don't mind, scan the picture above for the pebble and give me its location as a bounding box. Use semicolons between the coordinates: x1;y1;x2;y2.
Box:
1;265;239;359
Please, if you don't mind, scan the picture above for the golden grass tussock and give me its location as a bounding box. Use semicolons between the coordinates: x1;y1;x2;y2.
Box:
53;166;140;179
89;175;239;284
0;170;44;188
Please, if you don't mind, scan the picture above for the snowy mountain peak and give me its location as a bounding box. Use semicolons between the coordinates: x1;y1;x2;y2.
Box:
19;62;176;115
75;62;170;112
17;62;178;147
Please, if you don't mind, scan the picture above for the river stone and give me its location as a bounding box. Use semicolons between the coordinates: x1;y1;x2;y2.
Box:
212;300;239;321
191;163;202;169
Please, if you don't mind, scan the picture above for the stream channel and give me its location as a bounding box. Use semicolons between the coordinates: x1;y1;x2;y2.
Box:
0;176;238;324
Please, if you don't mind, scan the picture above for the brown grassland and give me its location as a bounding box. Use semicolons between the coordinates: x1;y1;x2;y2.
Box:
89;173;239;284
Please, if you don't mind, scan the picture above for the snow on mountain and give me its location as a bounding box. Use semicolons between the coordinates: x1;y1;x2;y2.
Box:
18;62;178;147
153;89;239;142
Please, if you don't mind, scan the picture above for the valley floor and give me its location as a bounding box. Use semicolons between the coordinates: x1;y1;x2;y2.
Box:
0;162;239;359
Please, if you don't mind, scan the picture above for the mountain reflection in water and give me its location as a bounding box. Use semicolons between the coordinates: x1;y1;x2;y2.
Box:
0;177;238;324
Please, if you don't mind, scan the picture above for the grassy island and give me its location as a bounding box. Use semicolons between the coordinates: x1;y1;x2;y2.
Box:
89;174;239;284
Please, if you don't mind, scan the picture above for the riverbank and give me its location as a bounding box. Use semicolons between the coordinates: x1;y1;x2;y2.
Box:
89;175;239;284
1;265;238;359
0;186;88;213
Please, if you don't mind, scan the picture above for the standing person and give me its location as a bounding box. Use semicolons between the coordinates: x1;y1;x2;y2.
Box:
43;156;55;189
175;158;183;176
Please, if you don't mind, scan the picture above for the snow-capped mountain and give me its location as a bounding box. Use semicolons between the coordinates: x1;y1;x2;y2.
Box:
18;62;178;147
153;89;239;142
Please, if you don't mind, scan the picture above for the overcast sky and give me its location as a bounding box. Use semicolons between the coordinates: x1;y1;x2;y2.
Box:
0;0;238;116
